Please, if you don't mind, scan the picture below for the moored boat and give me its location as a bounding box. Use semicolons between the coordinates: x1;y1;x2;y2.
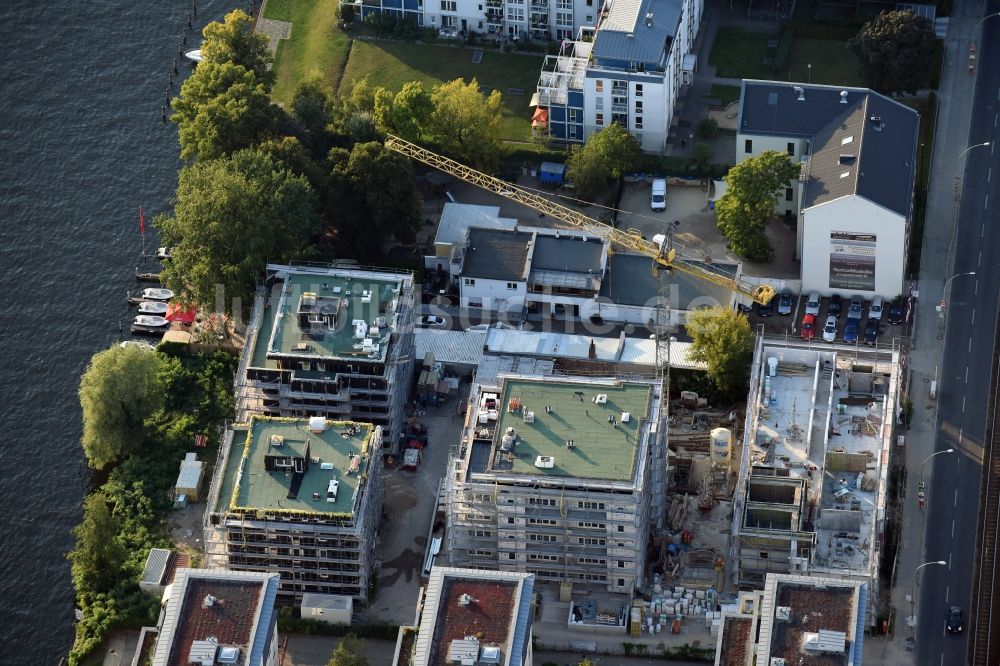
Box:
142;287;174;301
137;301;168;315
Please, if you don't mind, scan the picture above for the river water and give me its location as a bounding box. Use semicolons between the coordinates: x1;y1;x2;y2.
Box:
0;1;233;660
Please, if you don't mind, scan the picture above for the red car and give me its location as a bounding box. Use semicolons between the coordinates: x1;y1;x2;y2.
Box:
800;313;816;340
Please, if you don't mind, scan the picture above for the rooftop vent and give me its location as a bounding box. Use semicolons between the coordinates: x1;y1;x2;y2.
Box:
480;646;503;664
869;114;882;123
775;606;792;622
309;416;327;433
535;455;555;468
840;90;848;104
458;593;476;606
839;154;856;165
269;435;284;448
803;629;847;653
645;11;653;26
216;646;241;664
202;594;217;608
793;86;804;101
770;660;787;666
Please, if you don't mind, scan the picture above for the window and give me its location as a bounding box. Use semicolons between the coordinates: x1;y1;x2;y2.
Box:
529;498;556;506
579;537;606;545
595;80;603;93
744;139;753;154
506;7;524;21
469;529;493;538
508;552;516;559
472;493;492;503
634;116;642;129
760;552;769;559
635;84;643;97
469;514;492;522
579;521;606;529
579;557;607;565
568;109;579;122
529;518;558;525
506;282;518;290
634;101;642;111
585;15;592;22
579;501;605;510
556;11;572;26
617;560;626;568
441;0;457;10
787;142;795;156
617;525;625;532
507;516;515;524
595;113;604;126
595;96;603;110
557;0;572;7
529;533;558;542
528;553;561;561
618;578;626;587
785;187;793;202
464;278;476;286
472;549;494;557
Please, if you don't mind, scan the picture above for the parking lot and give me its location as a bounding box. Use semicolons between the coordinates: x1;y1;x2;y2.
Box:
747;291;910;346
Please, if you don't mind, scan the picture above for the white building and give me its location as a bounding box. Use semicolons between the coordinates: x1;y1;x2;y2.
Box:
736;81;919;297
425;203;517;278
534;0;703;151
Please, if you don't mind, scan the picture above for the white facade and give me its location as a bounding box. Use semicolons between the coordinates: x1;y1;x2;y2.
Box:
735;132;809;216
460;276;528;311
422;0;599;39
800;197;906;297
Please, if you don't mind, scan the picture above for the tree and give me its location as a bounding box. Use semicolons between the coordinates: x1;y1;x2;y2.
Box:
427;78;504;169
172;61;277;161
200;9;275;88
848;10;935;96
291;75;337;156
78;346;164;469
158;148;321;310
379;81;434;141
686;307;754;393
587;123;639;179
68;492;127;598
327;636;368;666
715;150;799;262
566;142;610;200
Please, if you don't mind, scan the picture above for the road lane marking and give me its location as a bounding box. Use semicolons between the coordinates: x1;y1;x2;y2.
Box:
966;366;970;383
970;337;974;352
962;396;966;413
960;428;964;444
983;223;987;238
979;249;983;266
972;309;976;325
976;279;980;295
986;194;990;210
947;585;951;600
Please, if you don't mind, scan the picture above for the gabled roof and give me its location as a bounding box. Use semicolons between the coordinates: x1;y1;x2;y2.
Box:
462;228;533;281
739;81;875;138
591;0;681;64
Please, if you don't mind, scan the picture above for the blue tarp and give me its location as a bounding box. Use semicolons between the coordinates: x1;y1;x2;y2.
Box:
539;161;566;184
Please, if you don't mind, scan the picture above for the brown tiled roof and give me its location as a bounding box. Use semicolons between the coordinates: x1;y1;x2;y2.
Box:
164;552;190;586
167;579;262;666
429;579;516;666
772;584;854;666
720;617;753;666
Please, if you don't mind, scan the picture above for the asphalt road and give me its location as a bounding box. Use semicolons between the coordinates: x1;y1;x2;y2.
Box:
918;6;1000;664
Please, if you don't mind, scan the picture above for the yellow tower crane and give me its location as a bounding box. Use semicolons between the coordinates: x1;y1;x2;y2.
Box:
383;133;776;305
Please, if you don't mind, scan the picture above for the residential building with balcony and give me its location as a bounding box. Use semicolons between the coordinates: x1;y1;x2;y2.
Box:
344;0;424;25
237;264;414;445
534;0;703;151
443;375;665;594
203;417;384;603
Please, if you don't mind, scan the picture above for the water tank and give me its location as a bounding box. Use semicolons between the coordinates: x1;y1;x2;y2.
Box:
710;428;732;465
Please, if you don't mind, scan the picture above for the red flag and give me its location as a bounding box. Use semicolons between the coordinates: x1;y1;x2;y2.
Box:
139;206;145;234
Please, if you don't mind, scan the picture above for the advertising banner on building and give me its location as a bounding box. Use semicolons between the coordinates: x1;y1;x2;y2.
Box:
829;231;876;290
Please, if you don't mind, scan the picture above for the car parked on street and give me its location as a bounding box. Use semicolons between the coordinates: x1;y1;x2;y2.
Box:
805;292;821;316
847;295;864;320
843;319;860;343
887;298;905;325
800;314;816;340
869;295;884;321
946;606;965;634
777;291;793;316
828;293;843;318
863;320;881;345
822;315;838;342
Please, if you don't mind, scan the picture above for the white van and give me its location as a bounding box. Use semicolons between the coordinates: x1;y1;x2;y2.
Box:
650;179;666;211
869;295;884;321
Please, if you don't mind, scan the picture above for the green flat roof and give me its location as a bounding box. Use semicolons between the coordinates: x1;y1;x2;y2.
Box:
250;272;402;367
222;418;375;515
491;379;653;481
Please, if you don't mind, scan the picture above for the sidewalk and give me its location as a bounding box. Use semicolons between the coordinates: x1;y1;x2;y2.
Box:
879;2;981;663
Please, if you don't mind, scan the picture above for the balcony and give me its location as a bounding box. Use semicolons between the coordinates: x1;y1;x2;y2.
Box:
485;0;502;6
530;0;549;8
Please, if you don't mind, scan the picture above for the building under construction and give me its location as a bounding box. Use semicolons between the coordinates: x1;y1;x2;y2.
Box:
236;263;415;444
444;374;665;594
729;338;901;625
203;416;384;603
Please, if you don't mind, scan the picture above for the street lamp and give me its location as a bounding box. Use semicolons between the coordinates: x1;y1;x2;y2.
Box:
975;12;1000;32
920;448;954;486
959;141;991;160
909;560;946;628
937;271;975;338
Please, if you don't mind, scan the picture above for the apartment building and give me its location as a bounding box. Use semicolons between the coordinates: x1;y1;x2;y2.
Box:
203;417;384;603
237;264;414;443
444;375;664;594
534;0;703;151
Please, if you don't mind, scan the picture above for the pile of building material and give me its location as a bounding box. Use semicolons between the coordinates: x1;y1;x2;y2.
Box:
632;575;721;636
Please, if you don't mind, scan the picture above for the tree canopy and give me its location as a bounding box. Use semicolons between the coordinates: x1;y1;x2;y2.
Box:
158;148;321;311
69;492;126;597
848;10;936;96
291;75;337;157
200;9;275;87
172;61;276;161
78;345;164;469
327;636;369;666
427;78;504;170
685;307;754;394
566;123;640;199
715;150;799;262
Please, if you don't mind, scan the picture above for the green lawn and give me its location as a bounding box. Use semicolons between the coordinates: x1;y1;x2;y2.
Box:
339;40;543;140
708;27;776;79
784;38;862;87
264;0;351;105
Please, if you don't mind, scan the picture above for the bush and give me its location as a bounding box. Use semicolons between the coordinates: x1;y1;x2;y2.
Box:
697;117;719;140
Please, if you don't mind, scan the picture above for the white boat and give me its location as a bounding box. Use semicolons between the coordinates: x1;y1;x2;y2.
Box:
137;301;168;315
120;340;155;351
183;49;203;62
142;288;174;301
134;315;169;328
156;246;173;260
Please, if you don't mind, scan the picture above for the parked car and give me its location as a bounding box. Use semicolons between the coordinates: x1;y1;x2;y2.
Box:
869;295;884;321
757;300;774;317
800;314;816;340
417;315;447;328
805;292;821;316
650;178;667;211
863;320;881;345
822;315;838;342
828;293;843;318
843;319;860;343
887;298;905;325
777;291;794;316
946;606;965;634
847;295;864;320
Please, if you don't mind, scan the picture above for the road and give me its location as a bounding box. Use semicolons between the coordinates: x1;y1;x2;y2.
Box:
917;4;1000;664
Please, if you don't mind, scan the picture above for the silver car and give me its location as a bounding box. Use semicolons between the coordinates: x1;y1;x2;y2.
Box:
822;315;838;342
805;291;821;316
